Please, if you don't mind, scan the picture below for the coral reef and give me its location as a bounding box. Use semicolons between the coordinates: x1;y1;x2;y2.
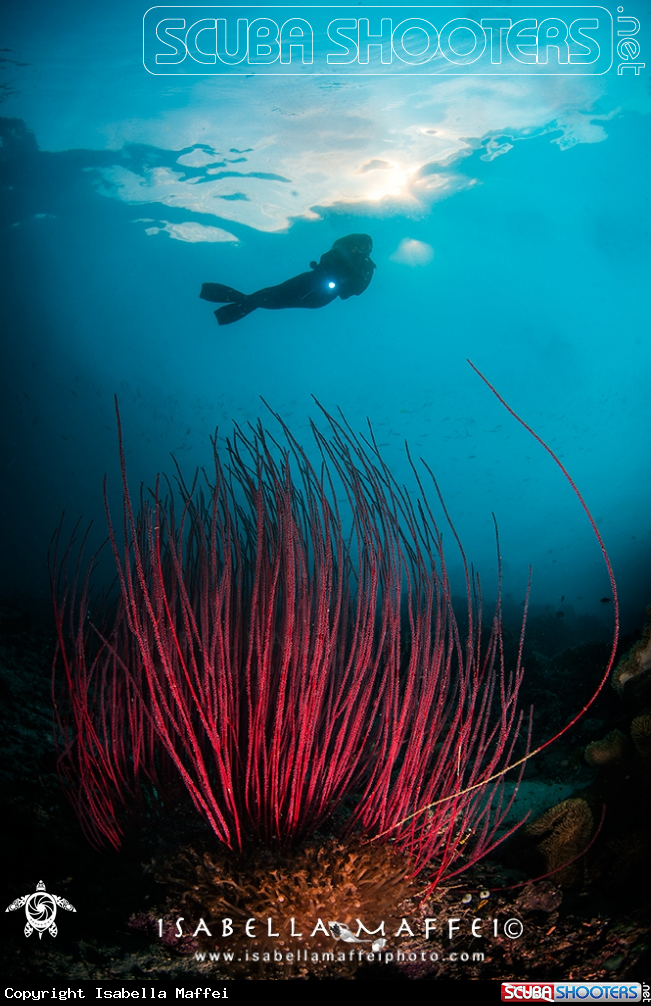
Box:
584;729;628;767
612;605;651;696
51;406;528;887
630;709;651;758
3;598;647;981
525;797;594;887
573;640;651;900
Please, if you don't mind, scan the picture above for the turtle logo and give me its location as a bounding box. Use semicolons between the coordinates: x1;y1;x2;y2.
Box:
5;880;76;939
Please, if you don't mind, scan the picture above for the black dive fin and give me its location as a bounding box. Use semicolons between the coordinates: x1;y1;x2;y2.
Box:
200;283;245;303
215;301;257;326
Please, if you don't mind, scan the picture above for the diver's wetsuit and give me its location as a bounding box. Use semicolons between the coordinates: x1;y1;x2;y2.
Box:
200;234;376;326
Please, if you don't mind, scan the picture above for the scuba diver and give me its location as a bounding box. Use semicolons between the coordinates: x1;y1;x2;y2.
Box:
200;234;376;326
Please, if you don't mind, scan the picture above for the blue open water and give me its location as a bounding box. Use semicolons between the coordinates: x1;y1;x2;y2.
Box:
1;0;650;637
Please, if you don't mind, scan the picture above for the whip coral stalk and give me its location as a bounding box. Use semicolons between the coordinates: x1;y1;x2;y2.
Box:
51;401;530;882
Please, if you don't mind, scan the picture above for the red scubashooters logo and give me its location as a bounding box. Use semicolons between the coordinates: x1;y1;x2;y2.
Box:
502;988;555;1002
501;984;643;1002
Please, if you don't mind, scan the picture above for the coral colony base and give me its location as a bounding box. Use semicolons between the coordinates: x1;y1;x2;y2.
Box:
49;370;619;908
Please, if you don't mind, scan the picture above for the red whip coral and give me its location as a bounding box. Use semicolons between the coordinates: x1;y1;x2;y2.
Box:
51;388;615;888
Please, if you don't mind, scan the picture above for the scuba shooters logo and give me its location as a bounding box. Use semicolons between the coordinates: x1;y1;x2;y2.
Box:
501;984;643;1001
5;880;76;939
143;5;615;76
